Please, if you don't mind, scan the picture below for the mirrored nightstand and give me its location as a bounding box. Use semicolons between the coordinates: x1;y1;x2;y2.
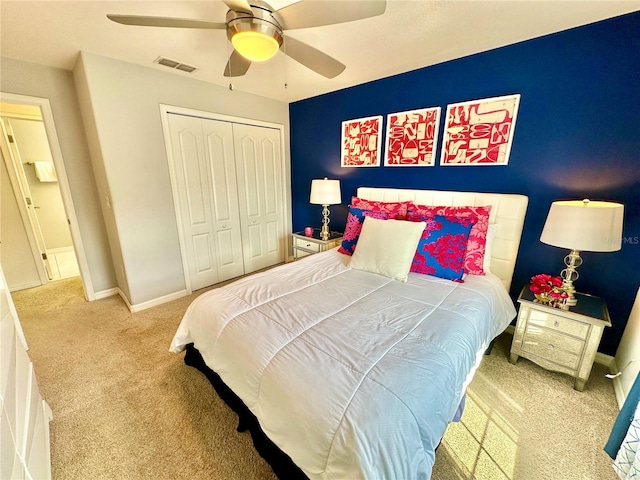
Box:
510;284;611;391
292;229;343;260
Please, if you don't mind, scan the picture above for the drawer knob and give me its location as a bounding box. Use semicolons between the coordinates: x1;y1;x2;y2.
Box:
554;320;560;327
548;343;555;349
222;224;227;228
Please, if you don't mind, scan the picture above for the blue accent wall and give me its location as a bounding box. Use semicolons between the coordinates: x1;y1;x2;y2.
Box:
289;12;640;356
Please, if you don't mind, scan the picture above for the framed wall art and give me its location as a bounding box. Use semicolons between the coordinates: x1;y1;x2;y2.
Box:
341;115;383;167
440;94;521;166
384;107;441;166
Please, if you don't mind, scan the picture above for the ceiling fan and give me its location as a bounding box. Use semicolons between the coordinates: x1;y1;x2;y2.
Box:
107;0;386;79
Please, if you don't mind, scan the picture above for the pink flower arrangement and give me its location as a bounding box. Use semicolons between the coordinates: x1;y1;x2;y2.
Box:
529;274;569;307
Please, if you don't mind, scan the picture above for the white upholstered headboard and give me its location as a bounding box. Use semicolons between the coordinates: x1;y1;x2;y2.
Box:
356;187;529;292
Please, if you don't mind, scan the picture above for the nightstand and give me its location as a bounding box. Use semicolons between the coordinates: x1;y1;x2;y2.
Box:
292;230;343;259
509;284;611;391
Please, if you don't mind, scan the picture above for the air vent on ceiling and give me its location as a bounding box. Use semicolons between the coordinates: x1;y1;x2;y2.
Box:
153;56;197;73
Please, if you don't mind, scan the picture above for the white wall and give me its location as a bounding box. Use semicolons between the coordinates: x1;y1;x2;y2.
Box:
73;52;291;307
614;286;640;407
0;57;116;294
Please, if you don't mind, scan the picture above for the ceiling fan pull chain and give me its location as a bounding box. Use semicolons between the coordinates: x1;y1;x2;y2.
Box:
225;36;234;90
283;36;288;91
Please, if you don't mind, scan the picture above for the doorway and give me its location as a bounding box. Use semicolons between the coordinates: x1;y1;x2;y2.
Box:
0;93;94;299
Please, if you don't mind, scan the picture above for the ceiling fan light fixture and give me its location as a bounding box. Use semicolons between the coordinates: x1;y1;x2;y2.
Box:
232;31;279;62
226;7;283;63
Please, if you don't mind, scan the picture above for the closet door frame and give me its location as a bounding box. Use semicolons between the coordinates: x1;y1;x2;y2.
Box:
159;104;288;294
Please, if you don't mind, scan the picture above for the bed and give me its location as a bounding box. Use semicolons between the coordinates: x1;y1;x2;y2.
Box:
170;187;529;479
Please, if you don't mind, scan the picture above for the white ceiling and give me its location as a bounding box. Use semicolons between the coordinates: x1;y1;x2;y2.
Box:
1;1;638;103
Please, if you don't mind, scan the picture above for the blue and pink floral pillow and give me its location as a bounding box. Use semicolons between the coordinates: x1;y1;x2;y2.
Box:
338;198;411;255
338;208;392;255
407;204;491;275
408;213;477;281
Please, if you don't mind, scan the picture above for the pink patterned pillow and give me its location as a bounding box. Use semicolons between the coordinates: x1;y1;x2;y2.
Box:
407;204;492;275
350;196;410;219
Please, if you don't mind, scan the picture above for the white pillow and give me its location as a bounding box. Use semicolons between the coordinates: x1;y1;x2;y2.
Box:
483;224;497;273
349;217;426;282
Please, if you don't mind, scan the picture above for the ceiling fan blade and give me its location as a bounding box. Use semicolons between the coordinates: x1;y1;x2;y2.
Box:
282;36;345;79
221;0;253;14
107;14;226;29
224;50;252;77
276;0;386;30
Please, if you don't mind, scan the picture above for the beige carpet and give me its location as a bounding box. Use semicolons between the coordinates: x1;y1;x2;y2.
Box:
12;277;620;480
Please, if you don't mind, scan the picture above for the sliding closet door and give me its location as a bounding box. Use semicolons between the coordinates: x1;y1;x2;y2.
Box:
233;123;285;273
166;114;244;290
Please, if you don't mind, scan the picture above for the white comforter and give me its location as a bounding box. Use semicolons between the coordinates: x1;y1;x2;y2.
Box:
170;249;516;479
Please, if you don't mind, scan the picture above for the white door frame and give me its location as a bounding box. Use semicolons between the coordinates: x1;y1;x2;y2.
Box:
159;104;287;294
0;92;95;300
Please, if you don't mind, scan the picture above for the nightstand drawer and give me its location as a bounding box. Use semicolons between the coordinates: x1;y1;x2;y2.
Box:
522;326;583;369
293;237;321;252
527;310;590;338
511;283;611;391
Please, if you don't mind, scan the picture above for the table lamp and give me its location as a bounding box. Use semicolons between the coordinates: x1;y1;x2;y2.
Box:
310;178;341;240
540;199;624;306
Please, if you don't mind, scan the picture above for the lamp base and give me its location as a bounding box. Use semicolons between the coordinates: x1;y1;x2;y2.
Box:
320;225;330;241
560;249;582;306
564;290;578;307
320;204;330;241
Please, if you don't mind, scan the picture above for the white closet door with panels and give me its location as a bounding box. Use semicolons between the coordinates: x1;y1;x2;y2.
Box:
167;114;244;291
165;111;285;292
233;123;284;274
0;267;52;479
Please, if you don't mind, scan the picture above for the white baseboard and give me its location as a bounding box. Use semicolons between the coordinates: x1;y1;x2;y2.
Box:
118;288;188;313
46;246;74;255
595;352;615;369
9;280;42;292
609;358;627;409
93;288;119;300
117;288;132;311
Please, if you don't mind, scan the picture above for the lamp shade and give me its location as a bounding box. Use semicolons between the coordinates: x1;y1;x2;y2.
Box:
231;31;280;62
540;199;624;252
310;178;341;205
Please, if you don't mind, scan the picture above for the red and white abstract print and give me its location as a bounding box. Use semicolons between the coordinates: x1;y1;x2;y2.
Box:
384;107;441;166
440;94;520;166
341;115;383;167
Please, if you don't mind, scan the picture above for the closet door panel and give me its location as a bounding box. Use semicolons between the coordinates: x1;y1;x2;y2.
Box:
192;234;214;273
262;138;279;217
246;224;263;258
0;268;52;479
233;124;284;273
25;396;50;480
167;114;219;290
216;229;238;266
266;220;280;253
202;121;244;282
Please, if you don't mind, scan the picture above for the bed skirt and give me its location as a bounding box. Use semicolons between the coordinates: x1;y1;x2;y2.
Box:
183;343;308;479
